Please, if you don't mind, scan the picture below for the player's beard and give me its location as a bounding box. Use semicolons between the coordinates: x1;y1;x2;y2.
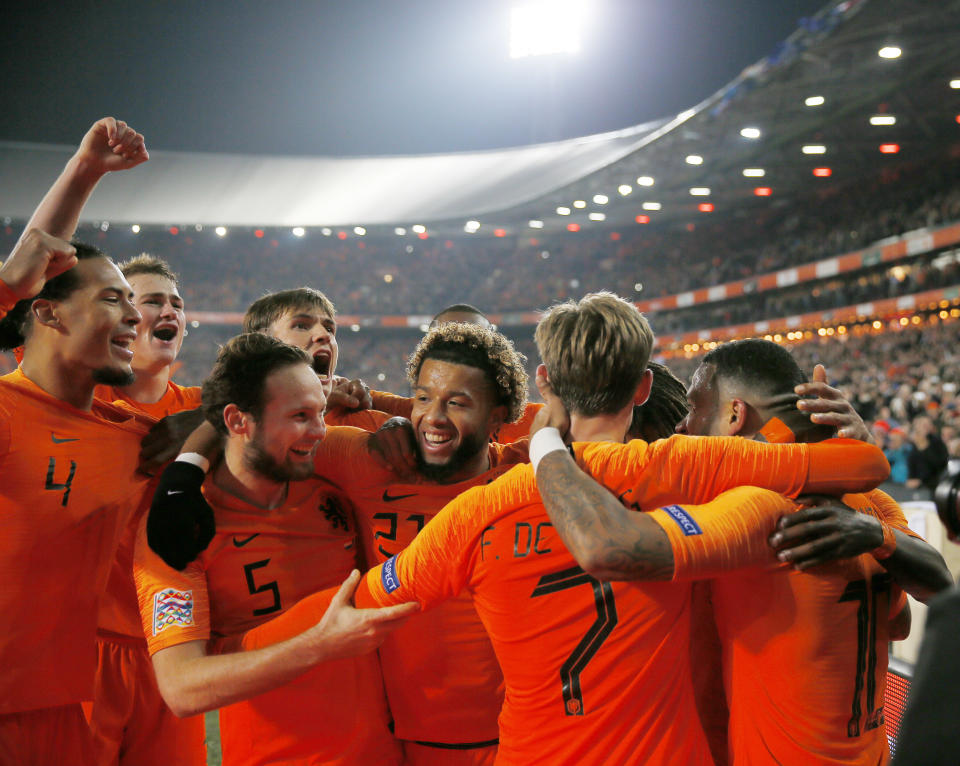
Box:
415;430;488;483
92;366;136;387
244;433;314;483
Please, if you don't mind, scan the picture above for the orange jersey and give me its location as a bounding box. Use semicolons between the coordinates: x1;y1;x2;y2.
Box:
0;368;152;714
646;486;902;764
317;426;528;744
368;388;541;444
324;406;391;431
133;474;399;766
355;463;713;766
93;381;199;639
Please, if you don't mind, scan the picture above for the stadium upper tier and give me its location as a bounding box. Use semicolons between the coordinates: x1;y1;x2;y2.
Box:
0;0;956;234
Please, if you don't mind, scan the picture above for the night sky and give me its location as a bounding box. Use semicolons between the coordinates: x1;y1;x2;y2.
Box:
1;0;827;156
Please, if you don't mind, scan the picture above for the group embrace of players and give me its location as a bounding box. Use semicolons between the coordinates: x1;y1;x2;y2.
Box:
0;118;953;766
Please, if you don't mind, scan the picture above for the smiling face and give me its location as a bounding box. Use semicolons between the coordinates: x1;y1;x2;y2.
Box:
266;308;339;397
48;257;142;386
411;358;505;484
243;362;328;482
126;273;185;375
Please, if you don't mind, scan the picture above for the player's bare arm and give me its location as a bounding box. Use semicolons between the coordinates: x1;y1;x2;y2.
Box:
151;570;417;718
769;499;952;602
0;229;78;301
19;117;148;244
795;364;872;442
139;408;210;474
535;449;674;581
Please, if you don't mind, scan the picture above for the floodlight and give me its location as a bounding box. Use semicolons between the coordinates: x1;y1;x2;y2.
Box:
685;154;703;165
292;227;305;237
464;220;481;233
412;224;426;234
215;226;227;237
592;194;608;205
322;228;332;236
740;127;761;139
394;227;406;235
805;95;825;107
131;224;140;234
529;220;544;228
510;1;587;59
556;206;571;215
802;145;826;154
573;200;587;208
642;202;661;211
869;115;896;126
636;176;655;186
588;212;605;221
618;185;632;196
354;227;366;236
878;46;901;59
742;168;765;177
951;79;960;89
689;187;710;196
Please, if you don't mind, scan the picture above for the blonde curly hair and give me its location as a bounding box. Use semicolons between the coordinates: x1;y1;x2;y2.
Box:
406;322;528;423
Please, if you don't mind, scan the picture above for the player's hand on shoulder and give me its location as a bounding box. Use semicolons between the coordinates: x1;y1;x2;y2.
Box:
795;364;872;442
139;408;209;475
768;495;883;570
308;570;419;662
74;117;149;175
368;416;417;480
0;229;77;300
147;460;216;570
530;364;571;441
326;376;373;411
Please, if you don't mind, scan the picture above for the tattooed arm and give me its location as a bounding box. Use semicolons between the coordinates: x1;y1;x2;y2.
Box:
536;449;675;581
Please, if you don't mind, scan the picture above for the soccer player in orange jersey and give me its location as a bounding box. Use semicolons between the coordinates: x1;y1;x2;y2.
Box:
134;333;416;766
0;231;158;765
86;255;206;766
236;293;890;766
532;337;951;765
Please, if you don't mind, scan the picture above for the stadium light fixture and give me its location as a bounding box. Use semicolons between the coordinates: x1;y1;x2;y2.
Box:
573;200;587;208
870;115;896;126
588;212;606;221
383;274;394;283
592;194;609;205
642;202;661;211
805;95;825;107
529;220;544;228
350;324;361;332
618;184;632;196
464;220;481;233
509;1;587;59
394;227;406;235
353;226;366;236
951;79;960;89
322;228;332;236
742;168;765;177
194;224;203;232
131;224;140;233
740;127;761;139
215;226;227;237
636;176;655;186
412;224;426;234
802;144;826;154
556;206;571;215
689;187;710;196
878;46;901;59
685;154;704;165
634;282;643;292
292;226;305;237
99;221;110;231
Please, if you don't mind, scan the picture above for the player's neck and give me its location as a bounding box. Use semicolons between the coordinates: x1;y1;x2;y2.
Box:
121;365;171;404
20;350;95;411
568;410;631;444
216;445;289;510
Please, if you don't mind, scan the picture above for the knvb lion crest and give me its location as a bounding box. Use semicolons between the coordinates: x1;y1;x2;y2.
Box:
319;495;350;531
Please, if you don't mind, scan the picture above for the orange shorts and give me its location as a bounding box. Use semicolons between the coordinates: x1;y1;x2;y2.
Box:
81;635;207;766
402;740;498;766
0;703;95;766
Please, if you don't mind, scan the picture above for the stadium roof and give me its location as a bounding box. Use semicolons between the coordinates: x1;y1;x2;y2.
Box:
0;0;957;234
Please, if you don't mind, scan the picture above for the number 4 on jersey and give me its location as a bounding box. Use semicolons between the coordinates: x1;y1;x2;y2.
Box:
45;456;77;506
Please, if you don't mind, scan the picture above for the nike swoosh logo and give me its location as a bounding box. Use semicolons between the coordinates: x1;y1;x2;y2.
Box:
51;434;79;444
167;490;184;496
382;489;417;502
233;534;259;548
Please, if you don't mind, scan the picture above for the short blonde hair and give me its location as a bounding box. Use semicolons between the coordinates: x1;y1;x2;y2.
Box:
535;291;654;416
407;322;528;423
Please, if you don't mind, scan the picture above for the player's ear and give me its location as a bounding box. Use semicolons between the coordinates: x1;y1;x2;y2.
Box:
222;403;251;436
31;299;61;330
728;398;749;436
634;368;653;406
486;404;507;438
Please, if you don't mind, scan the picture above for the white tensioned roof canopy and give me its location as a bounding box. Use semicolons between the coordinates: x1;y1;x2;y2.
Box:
0;0;957;235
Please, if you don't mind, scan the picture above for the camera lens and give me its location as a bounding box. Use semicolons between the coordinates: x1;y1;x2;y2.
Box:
934;471;960;539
